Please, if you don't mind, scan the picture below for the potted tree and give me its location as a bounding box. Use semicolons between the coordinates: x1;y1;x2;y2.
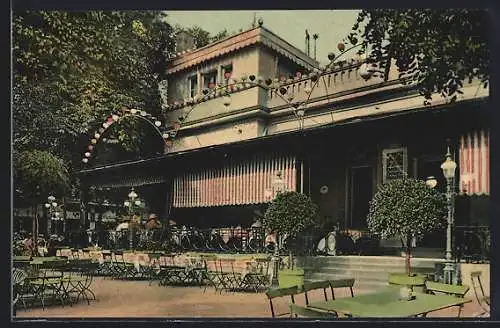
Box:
367;178;447;292
263;191;319;289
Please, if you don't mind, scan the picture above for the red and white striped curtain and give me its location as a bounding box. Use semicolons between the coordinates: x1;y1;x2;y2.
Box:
459;129;490;195
172;155;297;208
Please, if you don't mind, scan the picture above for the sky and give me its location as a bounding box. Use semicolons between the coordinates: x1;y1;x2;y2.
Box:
164;10;361;65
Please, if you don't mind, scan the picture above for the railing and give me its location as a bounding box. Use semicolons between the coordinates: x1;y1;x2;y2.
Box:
454;225;490;263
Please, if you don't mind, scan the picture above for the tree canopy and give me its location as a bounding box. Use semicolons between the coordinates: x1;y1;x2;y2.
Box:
367;178;447;274
13;11;176;201
345;9;489;101
175;25;231;49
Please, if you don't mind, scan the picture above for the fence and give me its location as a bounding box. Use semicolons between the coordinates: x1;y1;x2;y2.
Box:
454;225;490;263
84;226;382;256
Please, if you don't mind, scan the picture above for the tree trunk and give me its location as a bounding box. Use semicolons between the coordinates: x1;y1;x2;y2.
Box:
406;236;412;276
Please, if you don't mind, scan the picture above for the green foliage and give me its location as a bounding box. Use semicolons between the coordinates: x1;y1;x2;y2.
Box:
367;178;447;242
14;150;71;200
263;191;319;239
12;11;175;200
346;9;489;101
175;25;231;48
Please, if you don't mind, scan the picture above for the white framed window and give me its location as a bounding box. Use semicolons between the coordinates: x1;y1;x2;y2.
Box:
188;75;198;98
203;71;217;90
382;147;408;183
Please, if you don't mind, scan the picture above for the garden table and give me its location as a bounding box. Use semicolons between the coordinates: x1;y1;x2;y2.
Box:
307;287;471;318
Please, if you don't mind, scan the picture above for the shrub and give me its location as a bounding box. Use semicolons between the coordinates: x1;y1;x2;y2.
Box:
367;178;447;275
263;191;319;268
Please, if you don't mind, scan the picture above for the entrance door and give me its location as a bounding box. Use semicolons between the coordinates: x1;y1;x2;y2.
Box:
349;166;373;229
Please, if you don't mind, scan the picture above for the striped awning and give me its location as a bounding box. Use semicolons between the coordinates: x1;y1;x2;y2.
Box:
173;155;297;208
459;129;489;195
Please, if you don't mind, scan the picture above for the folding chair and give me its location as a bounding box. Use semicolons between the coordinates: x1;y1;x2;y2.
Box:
265;286;299;318
328;278;355;300
303;280;331;305
201;255;224;293
239;257;272;293
289;304;337;319
470;271;490;316
424;281;470;317
112;250;137;280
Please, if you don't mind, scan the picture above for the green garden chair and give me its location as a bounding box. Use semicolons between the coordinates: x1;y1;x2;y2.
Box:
328;278;355;299
265;286;299;318
424;281;470;317
303;280;331;305
470;271;490;317
289;304;338;319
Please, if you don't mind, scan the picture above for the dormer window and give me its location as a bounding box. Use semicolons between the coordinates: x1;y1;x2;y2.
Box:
203;71;217;90
188;75;198;98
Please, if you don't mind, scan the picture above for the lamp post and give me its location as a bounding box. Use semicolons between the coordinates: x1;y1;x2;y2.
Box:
44;195;61;235
440;146;458;284
266;171;287;287
124;187;141;250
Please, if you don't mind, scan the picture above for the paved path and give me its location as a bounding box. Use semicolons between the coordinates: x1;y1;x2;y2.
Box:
15;277;487;318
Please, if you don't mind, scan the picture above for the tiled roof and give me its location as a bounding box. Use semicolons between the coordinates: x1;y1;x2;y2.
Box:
166;26;319;75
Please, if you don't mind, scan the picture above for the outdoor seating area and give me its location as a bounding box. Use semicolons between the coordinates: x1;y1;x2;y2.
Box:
13;250;489;319
12;255;98;313
265;278;473;319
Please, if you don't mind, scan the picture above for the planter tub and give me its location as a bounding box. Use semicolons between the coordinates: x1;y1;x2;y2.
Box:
388;273;428;293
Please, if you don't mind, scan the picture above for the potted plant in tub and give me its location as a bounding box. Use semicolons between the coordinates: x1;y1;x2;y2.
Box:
263;191;319;289
367;178;447;292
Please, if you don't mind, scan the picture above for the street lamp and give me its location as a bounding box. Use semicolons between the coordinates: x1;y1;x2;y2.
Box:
440;146;457;284
45;195;61;235
265;171;287;287
124;187;141;250
425;176;438;189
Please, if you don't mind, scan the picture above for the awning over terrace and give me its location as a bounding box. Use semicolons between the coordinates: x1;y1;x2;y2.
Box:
459;129;490;195
172;155;297;208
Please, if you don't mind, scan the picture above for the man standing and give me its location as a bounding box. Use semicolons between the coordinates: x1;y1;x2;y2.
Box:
145;213;162;230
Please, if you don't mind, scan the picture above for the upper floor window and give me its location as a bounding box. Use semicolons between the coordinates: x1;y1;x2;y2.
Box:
203;71;217;90
221;64;233;83
382;147;408;183
188;75;198;98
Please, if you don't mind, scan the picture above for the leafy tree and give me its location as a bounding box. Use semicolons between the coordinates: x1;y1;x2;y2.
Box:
14;150;71;201
12;11;175;198
263;191;319;269
175;25;232;49
367;178;447;275
345;9;489;102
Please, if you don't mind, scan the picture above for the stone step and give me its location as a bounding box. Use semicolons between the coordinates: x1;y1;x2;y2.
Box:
302;255;444;264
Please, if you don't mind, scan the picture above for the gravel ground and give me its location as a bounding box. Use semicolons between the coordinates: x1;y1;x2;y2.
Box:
15;277;488;319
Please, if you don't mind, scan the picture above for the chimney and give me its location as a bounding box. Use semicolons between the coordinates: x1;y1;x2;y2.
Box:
313;33;319;60
305;29;310;56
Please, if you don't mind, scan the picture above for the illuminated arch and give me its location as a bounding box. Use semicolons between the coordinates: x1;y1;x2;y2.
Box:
81;108;180;165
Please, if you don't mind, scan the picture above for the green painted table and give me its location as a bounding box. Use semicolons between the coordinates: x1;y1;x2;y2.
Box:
307;287;471;318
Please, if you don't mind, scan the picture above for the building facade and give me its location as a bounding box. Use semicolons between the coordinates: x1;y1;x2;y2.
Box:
79;24;490;255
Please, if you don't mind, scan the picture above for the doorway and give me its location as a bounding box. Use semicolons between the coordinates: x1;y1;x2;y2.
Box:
349;166;374;229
